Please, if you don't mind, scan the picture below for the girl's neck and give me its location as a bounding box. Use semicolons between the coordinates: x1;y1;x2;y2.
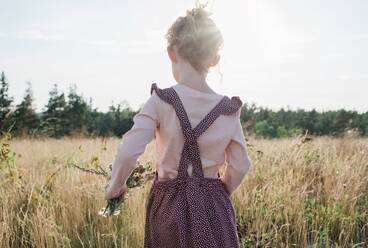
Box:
176;61;215;94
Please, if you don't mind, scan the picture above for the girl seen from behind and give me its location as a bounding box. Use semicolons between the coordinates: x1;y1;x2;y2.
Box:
105;4;252;248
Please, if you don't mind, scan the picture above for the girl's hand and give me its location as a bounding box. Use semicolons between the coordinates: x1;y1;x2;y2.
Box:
104;183;129;201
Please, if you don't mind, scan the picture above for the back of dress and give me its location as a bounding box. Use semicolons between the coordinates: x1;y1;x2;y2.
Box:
142;83;250;248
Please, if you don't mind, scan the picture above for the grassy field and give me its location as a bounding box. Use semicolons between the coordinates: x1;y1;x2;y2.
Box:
1;135;368;247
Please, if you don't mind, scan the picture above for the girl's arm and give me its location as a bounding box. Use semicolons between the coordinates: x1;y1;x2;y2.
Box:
104;91;159;200
221;110;252;196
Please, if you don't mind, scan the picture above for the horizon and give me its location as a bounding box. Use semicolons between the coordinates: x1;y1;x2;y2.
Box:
1;0;367;114
3;78;367;114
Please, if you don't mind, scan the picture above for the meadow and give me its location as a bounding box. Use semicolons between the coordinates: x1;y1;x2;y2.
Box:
1;134;367;247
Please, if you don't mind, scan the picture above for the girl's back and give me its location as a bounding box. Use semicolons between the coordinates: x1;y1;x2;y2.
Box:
151;83;250;194
104;4;252;248
144;82;247;247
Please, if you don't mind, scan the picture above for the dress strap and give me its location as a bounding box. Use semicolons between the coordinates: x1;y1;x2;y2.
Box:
151;83;242;180
151;83;193;142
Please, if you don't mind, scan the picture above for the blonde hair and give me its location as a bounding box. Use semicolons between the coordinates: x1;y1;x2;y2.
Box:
165;4;223;73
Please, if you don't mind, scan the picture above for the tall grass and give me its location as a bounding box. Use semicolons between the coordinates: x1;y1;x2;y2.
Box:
1;135;367;247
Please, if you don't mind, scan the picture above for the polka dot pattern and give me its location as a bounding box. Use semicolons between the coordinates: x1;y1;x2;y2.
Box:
144;83;242;248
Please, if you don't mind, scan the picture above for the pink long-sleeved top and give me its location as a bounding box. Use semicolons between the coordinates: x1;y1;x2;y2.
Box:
105;83;252;199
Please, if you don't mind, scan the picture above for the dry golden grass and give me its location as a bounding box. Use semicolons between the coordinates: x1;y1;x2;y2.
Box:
1;136;367;247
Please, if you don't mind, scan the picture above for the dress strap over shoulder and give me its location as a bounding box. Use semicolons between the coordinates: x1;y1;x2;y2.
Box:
151;83;194;144
150;83;243;179
150;83;242;115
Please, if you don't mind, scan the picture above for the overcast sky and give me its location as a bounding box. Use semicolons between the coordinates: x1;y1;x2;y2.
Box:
1;0;367;113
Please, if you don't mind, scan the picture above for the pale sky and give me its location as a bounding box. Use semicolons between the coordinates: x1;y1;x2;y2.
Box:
1;0;367;113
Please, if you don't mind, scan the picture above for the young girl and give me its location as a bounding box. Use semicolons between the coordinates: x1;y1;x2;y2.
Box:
105;5;252;248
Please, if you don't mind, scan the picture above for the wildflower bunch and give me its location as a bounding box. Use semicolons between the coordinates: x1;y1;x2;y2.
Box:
70;160;155;217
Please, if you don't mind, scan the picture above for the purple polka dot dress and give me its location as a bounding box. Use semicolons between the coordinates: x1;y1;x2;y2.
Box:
144;83;242;248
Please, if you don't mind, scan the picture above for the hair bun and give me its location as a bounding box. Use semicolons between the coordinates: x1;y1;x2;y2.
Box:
187;5;210;21
166;4;223;72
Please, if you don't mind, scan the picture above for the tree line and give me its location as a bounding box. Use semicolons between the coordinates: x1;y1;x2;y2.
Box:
0;72;135;138
0;71;367;138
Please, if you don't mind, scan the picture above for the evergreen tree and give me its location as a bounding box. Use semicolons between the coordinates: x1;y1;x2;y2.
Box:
359;112;368;135
41;84;67;138
333;109;354;135
84;97;100;136
64;84;90;136
11;82;39;136
109;100;131;136
97;103;116;137
0;71;14;132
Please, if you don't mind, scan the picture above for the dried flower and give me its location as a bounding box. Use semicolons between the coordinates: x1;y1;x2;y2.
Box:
70;159;155;217
98;162;154;217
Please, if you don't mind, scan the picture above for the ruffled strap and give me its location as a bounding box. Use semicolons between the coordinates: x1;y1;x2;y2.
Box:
221;96;243;115
151;83;193;140
150;83;174;106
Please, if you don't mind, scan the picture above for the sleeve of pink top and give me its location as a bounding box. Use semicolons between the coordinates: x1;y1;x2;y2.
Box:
222;109;252;196
105;91;159;200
